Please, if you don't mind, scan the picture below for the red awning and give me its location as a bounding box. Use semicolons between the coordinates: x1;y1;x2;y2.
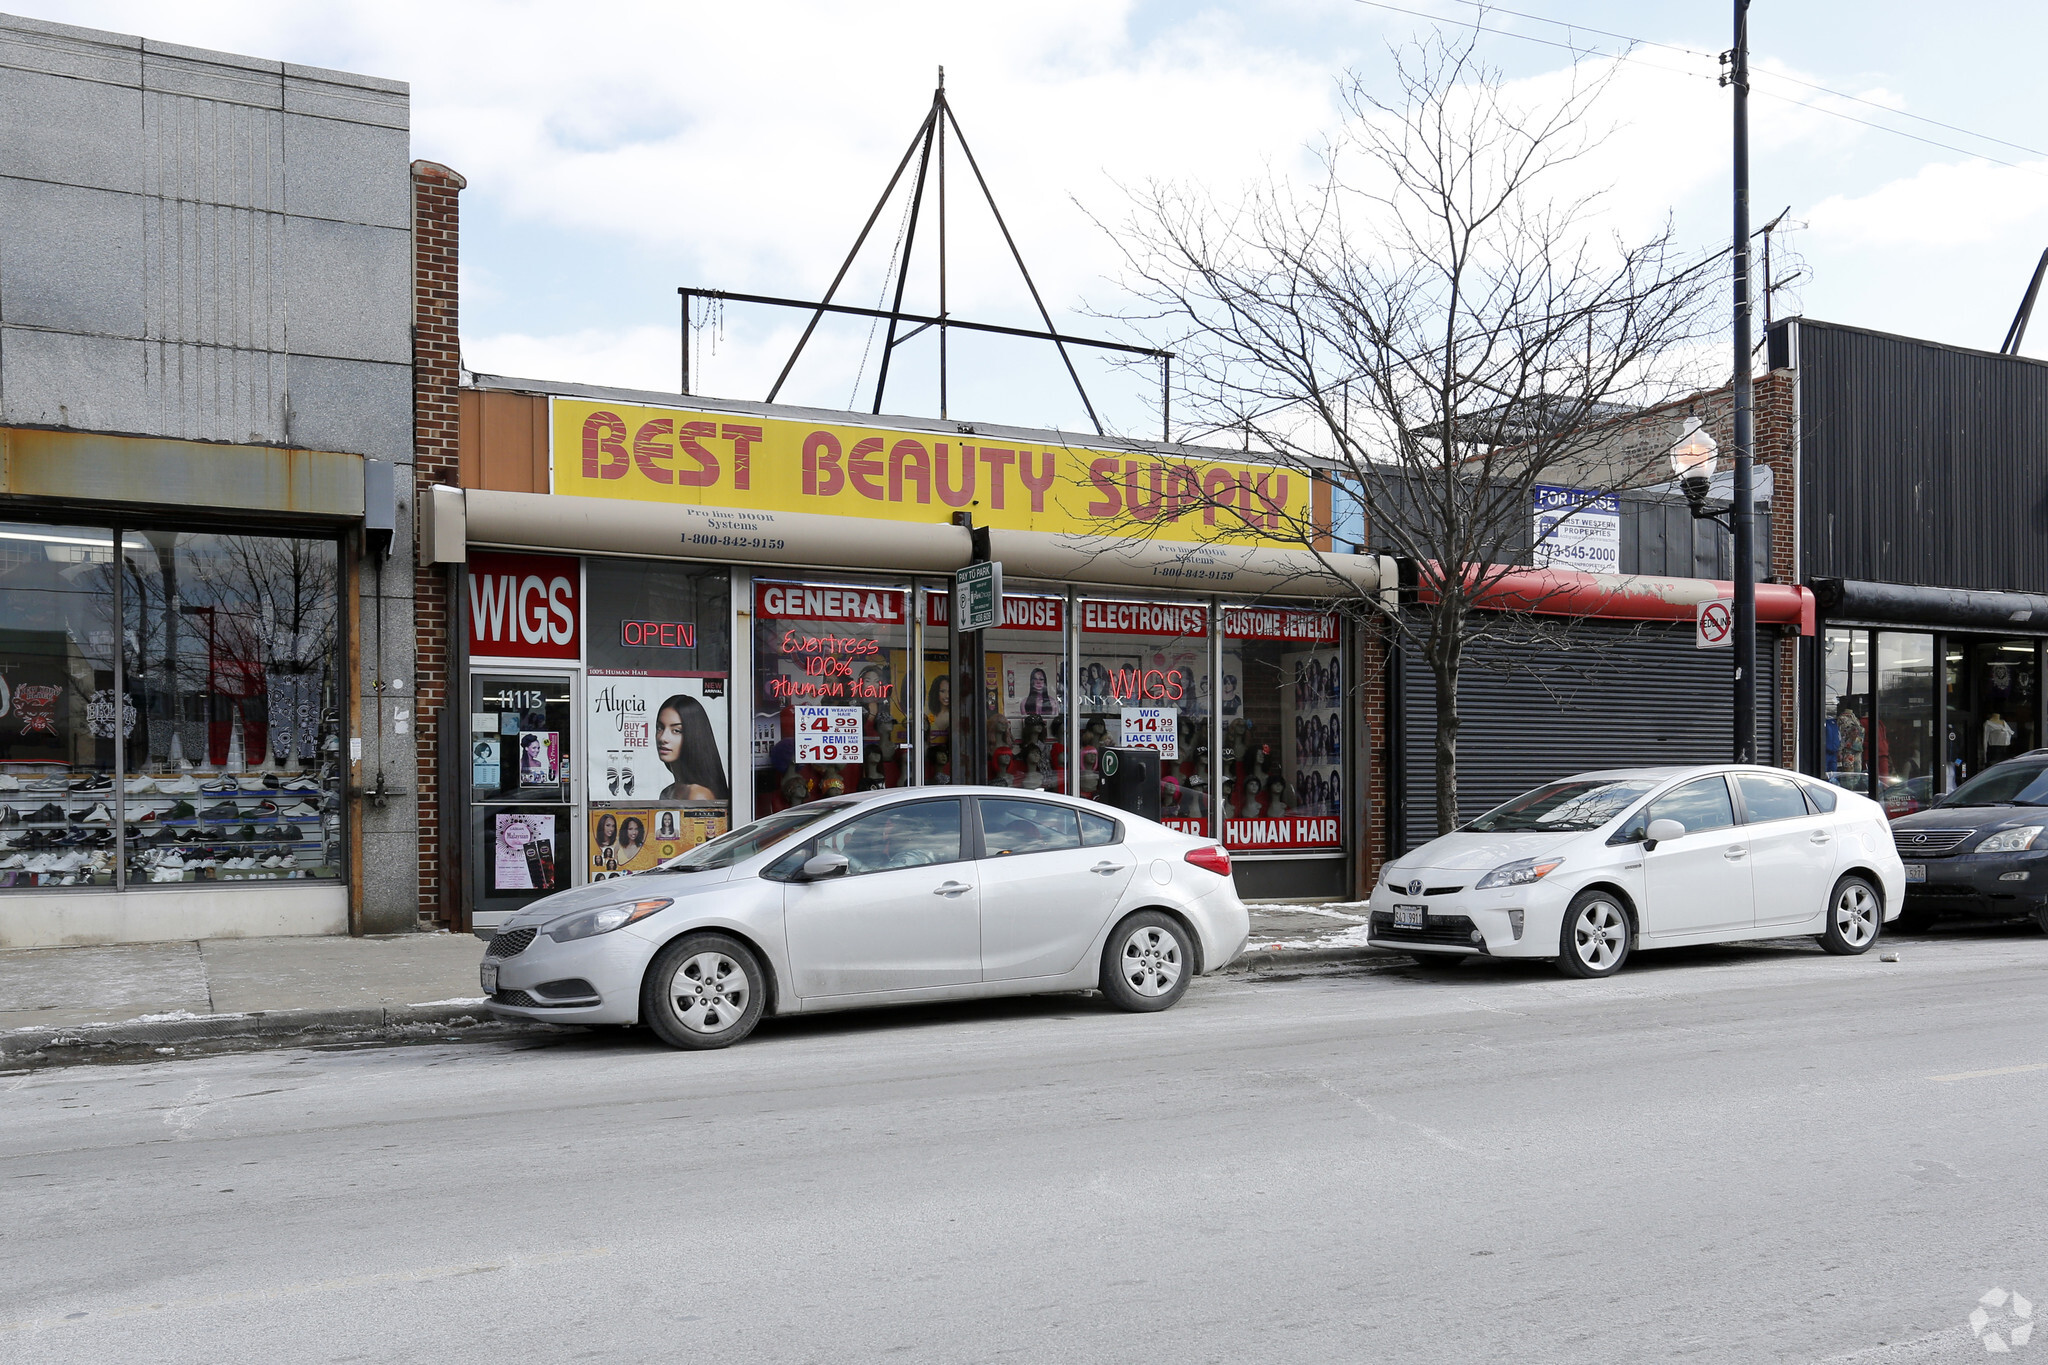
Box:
1418;566;1814;635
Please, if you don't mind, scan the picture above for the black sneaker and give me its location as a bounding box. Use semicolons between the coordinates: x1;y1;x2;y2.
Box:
26;803;65;824
200;801;241;821
233;823;261;842
275;824;302;842
71;773;113;792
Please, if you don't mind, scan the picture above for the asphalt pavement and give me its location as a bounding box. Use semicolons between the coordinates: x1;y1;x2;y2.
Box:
4;927;2047;1363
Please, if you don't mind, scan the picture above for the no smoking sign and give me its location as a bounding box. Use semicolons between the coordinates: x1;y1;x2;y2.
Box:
1696;598;1733;650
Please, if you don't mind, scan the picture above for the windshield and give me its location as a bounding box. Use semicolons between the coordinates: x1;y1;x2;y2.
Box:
1465;778;1660;833
1940;763;2048;808
655;800;855;872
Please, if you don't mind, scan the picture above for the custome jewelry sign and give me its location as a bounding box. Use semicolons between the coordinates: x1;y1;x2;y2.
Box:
550;398;1312;547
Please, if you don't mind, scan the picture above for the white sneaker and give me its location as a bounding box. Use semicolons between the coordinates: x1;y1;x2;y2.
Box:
0;774;16;792
81;803;113;825
277;801;321;819
237;775;269;792
123;775;156;794
156;776;199;795
0;854;23;870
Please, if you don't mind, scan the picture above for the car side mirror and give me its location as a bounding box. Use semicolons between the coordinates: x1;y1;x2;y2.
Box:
801;852;851;882
1644;818;1687;850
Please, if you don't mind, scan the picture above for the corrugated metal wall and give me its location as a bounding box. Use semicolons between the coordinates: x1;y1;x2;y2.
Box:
1797;319;2048;592
1395;621;1780;850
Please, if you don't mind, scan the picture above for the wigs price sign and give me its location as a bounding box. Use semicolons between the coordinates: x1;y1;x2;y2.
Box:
795;705;864;764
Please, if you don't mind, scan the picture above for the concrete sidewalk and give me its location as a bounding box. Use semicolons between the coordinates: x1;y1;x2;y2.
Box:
0;903;1386;1068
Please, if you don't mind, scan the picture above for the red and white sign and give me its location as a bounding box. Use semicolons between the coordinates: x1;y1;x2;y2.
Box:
1163;818;1207;835
1082;600;1208;636
468;551;580;659
1224;817;1342;850
1696;598;1733;650
794;705;864;764
1120;706;1179;759
1222;607;1339;642
924;593;1064;632
756;581;907;625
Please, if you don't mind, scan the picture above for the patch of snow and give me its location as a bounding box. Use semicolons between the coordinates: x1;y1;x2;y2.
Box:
407;997;488;1008
1249;901;1369;922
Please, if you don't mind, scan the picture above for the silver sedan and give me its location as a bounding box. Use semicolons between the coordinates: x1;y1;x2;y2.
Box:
478;787;1251;1049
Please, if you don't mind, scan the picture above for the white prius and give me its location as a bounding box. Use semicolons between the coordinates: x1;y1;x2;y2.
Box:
479;787;1251;1048
1368;765;1904;977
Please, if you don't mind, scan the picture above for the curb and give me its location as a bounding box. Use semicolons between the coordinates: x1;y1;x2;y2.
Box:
1223;944;1393;972
1;1002;560;1070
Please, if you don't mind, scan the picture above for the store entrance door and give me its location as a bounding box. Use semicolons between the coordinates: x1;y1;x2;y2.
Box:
1945;639;2039;789
466;670;579;930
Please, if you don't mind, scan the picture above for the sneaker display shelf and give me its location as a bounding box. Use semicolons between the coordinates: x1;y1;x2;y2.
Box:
0;766;341;888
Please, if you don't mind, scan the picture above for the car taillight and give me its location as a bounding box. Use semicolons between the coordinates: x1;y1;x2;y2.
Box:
1184;845;1232;877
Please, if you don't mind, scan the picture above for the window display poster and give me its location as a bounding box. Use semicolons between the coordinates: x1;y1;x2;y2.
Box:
1277;645;1344;831
1078;656;1141;712
518;731;560;786
589;807;730;879
493;813;557;892
1002;653;1065;719
795;705;863;764
472;736;500;789
588;673;731;802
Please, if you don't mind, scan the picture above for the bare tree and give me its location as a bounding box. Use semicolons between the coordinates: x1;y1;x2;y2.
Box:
1101;29;1723;834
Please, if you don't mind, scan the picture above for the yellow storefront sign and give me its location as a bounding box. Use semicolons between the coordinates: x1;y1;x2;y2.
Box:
549;398;1312;547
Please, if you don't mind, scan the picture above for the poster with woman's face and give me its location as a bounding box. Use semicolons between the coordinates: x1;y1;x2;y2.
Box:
588;672;731;806
518;731;559;787
1003;653;1065;718
588;806;730;879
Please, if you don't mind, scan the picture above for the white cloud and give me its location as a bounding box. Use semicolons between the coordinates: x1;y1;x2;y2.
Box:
1806;157;2048;249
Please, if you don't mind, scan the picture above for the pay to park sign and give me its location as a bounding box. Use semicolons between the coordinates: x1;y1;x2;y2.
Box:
549;397;1313;548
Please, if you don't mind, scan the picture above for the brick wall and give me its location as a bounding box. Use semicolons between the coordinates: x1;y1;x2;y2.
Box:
412;160;466;927
1357;615;1391;896
1754;369;1800;768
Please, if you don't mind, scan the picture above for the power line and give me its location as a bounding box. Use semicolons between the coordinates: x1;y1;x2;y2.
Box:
1349;0;2048;177
1445;0;2048;162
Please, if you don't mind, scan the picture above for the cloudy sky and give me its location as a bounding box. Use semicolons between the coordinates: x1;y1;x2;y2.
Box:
25;1;2048;439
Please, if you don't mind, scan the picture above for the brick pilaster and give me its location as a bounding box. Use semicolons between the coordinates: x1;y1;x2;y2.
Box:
412;159;466;928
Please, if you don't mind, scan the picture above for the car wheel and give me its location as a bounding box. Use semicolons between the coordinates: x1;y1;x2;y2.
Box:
1100;911;1192;1012
1409;953;1464;970
1557;889;1631;979
641;933;766;1050
1819;874;1882;955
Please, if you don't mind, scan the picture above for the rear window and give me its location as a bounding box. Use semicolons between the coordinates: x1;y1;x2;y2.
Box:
1801;782;1839;813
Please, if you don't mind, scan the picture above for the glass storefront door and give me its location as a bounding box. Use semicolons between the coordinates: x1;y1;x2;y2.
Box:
467;670;577;923
1945;638;2040;788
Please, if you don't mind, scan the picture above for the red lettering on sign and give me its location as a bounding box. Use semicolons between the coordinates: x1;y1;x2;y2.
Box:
722;423;761;491
581;411;629;480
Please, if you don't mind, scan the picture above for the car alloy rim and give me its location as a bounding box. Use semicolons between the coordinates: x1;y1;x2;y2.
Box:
670;951;750;1034
1121;925;1183;996
1835;884;1878;947
1574;900;1626;970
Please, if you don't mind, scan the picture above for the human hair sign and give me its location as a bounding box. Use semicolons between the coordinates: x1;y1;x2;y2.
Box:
550;398;1313;547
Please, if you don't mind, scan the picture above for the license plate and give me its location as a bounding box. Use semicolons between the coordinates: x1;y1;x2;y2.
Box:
479;961;499;994
1904;864;1926;883
1394;903;1426;929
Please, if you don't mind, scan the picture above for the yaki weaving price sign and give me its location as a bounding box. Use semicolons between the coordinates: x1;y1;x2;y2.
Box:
1120;706;1179;760
795;705;863;764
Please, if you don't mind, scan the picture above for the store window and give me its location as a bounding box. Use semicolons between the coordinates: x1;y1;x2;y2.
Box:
927;591;1068;791
1077;598;1211;831
1220;606;1344;851
1875;631;1935;817
753;579;911;813
583;559;732;878
0;521;344;892
0;523;122;887
1822;627;1870;794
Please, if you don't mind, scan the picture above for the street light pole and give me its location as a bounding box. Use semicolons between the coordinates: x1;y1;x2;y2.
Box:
1727;0;1757;764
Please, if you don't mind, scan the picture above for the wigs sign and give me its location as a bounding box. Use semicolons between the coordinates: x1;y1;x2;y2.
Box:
467;551;580;660
550;398;1312;547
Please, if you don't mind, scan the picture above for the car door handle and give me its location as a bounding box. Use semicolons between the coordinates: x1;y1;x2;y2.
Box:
1090;861;1127;875
933;880;972;897
1810;832;1832;844
1723;846;1747;861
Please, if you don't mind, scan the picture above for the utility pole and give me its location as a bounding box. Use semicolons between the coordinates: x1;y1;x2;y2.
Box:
1724;0;1756;764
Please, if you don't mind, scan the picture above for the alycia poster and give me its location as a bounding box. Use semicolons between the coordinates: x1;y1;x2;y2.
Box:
587;672;731;804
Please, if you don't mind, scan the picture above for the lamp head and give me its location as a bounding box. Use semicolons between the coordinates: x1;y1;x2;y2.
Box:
1669;419;1719;480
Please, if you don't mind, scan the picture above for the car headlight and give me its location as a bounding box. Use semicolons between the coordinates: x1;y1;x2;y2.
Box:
1975;827;2043;854
546;898;672;942
1475;857;1564;890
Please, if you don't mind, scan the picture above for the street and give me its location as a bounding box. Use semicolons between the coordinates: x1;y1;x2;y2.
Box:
5;930;2047;1364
